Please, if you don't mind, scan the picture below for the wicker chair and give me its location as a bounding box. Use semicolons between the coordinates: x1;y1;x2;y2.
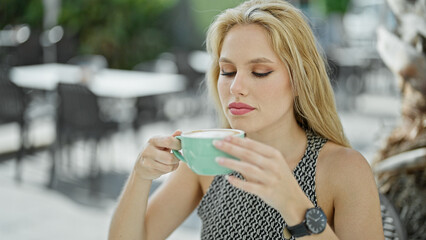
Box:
380;193;407;240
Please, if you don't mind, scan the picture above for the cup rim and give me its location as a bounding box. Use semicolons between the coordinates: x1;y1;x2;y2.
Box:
180;128;244;138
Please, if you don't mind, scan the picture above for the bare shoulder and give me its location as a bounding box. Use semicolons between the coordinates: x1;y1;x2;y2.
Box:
319;141;373;178
318;141;376;196
318;142;384;238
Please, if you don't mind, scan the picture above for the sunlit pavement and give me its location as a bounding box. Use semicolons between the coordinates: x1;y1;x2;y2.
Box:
0;93;400;240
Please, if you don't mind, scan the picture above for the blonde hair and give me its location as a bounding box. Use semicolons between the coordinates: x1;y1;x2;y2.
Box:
205;0;350;147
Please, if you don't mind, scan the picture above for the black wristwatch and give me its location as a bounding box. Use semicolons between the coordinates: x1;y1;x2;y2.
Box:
285;207;327;238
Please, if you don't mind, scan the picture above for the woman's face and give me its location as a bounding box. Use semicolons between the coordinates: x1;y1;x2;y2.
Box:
217;24;295;134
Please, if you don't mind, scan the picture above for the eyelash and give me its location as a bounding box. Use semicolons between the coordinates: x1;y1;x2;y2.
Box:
220;71;273;78
253;71;273;78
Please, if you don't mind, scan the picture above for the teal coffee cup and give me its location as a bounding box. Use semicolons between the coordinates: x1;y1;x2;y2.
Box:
172;129;245;175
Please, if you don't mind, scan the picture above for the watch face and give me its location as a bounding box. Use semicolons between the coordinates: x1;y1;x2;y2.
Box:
305;208;327;234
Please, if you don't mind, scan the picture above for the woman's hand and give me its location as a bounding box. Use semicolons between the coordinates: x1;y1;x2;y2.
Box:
134;130;182;181
213;136;301;211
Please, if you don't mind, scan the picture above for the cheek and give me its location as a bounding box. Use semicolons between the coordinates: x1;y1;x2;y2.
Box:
262;80;293;109
217;78;230;102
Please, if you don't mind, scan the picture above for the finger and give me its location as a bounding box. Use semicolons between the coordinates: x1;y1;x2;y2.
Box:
223;136;279;158
216;157;267;183
142;144;179;165
226;175;263;196
154;150;180;165
153;160;180;172
213;140;268;169
143;157;179;173
148;135;181;150
171;129;182;137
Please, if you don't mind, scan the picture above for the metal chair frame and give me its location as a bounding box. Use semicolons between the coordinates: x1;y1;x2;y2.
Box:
49;83;118;188
0;80;29;181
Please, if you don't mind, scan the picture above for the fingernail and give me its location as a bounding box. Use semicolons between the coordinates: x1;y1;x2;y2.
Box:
224;136;232;141
216;157;224;163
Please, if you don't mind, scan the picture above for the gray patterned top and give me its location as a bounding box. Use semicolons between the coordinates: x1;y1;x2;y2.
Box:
197;130;328;240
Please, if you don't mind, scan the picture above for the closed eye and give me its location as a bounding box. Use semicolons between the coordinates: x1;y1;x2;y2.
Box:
252;71;273;78
220;71;236;77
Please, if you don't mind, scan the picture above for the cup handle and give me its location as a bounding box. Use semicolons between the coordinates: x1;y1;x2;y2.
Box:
172;136;186;163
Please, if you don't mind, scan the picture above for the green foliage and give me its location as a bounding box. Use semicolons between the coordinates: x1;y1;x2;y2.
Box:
0;0;43;29
59;0;178;69
189;0;243;36
1;0;177;69
314;0;350;15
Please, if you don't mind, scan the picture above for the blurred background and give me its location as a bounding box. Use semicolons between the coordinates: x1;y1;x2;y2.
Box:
0;0;424;239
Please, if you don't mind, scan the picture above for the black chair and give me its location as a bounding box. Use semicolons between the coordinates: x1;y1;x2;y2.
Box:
132;53;179;129
380;193;407;240
0;81;28;181
49;83;118;188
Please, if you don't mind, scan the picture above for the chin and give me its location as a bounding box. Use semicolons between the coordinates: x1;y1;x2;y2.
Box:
228;118;258;133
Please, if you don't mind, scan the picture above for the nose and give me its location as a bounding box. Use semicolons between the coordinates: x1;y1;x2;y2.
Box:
230;72;248;96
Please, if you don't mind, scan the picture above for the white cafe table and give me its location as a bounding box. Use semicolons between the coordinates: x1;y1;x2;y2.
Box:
9;63;187;98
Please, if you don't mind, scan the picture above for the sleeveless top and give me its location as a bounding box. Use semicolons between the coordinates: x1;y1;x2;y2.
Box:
197;130;328;240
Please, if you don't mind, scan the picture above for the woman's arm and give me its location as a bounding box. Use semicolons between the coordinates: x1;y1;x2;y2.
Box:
108;171;152;240
327;148;384;240
108;132;202;240
282;147;385;240
145;162;202;239
214;137;384;239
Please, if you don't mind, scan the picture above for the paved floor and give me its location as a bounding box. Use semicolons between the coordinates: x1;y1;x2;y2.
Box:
0;92;401;240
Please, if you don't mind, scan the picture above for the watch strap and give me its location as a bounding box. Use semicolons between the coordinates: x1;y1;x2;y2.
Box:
287;221;310;238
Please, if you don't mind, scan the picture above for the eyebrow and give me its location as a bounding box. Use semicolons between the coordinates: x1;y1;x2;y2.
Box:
219;57;274;64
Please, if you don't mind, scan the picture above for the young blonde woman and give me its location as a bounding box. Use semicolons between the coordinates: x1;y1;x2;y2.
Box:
109;0;384;239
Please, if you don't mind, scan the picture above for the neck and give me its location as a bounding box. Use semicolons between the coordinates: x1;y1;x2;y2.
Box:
246;118;307;166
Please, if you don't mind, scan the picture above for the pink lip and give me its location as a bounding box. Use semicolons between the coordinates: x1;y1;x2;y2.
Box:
228;102;255;115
